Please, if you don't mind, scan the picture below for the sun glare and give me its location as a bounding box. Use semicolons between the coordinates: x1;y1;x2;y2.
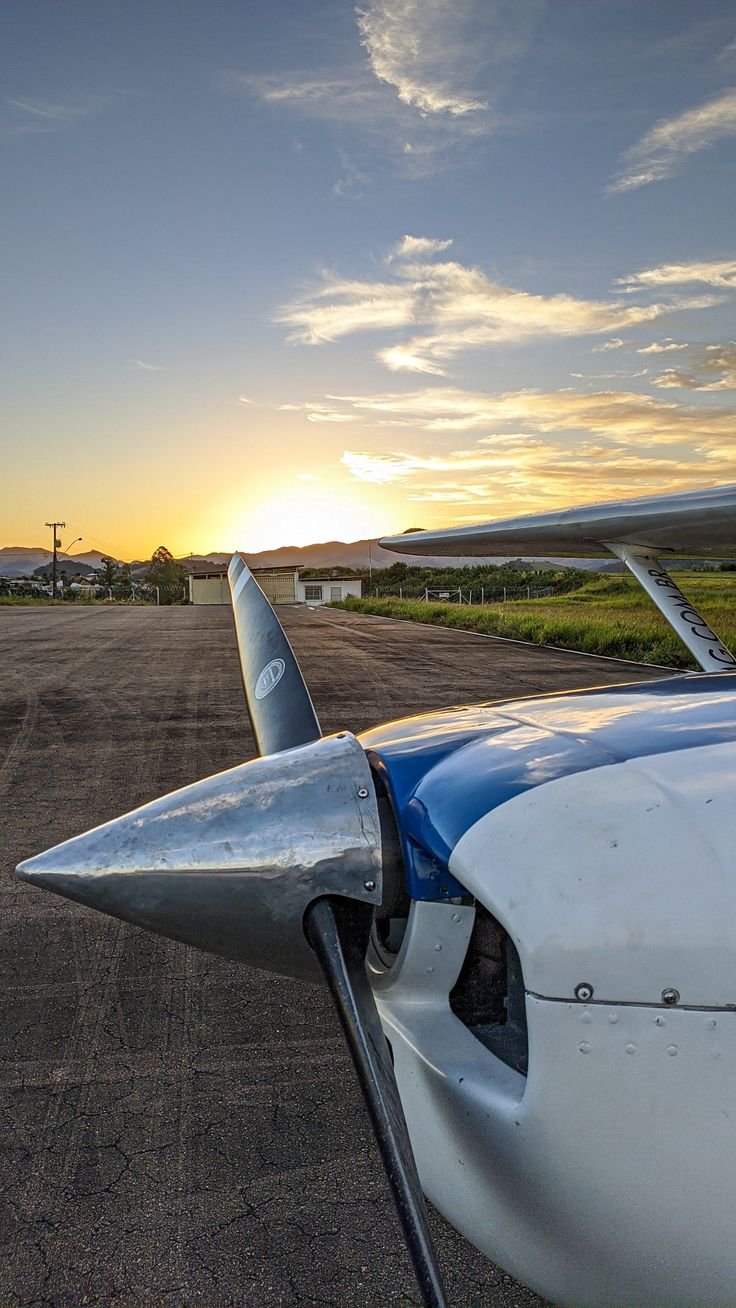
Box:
232;484;389;552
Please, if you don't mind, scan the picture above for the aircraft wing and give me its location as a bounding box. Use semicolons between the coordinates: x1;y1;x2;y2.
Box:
379;483;736;558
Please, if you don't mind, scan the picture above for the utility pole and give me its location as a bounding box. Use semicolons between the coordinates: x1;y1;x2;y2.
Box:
368;539;373;594
45;521;66;600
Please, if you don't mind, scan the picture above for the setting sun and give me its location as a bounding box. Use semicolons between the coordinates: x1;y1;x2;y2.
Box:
229;481;392;553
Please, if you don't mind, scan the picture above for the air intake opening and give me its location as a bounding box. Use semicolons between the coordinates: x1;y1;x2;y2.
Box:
449;906;528;1076
369;766;410;968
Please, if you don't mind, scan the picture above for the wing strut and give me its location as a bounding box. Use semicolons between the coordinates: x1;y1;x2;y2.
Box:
380;484;736;672
604;543;736;672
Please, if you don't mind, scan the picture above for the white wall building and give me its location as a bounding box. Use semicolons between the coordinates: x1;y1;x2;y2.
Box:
296;577;362;605
189;567;361;606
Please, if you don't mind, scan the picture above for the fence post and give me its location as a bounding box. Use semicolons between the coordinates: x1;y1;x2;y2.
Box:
424;588;428;601
399;587;402;599
527;585;531;599
481;586;484;604
503;586;506;602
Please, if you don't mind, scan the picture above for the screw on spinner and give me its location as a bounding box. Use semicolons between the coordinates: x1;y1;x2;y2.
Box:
575;983;594;1001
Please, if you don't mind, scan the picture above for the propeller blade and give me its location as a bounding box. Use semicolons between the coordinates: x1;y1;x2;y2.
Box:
228;553;321;756
304;897;447;1308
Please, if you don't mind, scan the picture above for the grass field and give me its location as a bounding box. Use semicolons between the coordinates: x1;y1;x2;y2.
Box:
332;571;736;669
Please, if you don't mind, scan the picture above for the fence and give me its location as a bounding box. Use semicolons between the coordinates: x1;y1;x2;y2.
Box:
362;585;555;603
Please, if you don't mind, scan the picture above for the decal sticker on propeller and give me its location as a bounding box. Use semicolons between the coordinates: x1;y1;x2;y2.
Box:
255;657;286;699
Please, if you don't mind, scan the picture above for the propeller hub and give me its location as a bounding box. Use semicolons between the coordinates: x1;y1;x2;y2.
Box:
17;732;382;980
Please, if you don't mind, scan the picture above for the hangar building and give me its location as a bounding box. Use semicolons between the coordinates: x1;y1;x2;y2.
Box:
188;566;362;606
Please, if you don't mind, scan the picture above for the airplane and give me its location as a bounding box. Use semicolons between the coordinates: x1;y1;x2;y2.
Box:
15;481;736;1308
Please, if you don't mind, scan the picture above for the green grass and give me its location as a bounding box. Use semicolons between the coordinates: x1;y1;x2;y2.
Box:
331;572;736;669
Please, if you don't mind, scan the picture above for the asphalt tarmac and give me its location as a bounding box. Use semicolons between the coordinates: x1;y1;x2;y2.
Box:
0;604;665;1307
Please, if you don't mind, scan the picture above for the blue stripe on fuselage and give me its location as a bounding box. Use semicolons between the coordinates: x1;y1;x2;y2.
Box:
360;672;736;901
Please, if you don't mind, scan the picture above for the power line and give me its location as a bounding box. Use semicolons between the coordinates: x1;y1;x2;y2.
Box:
64;521;124;561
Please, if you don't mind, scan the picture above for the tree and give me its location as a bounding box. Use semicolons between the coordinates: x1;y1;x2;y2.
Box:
95;557;119;596
145;546;187;604
114;563;133;600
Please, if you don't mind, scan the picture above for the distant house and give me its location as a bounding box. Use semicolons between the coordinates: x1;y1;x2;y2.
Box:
297;577;362;605
0;576;45;593
188;567;361;606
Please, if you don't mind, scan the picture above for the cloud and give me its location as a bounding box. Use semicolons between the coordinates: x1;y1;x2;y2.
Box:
2;92;118;139
342;438;736;512
277;276;416;345
278;400;359;423
569;369;649;380
133;359;162;372
277;238;719;371
618;259;736;291
356;0;488;117
652;343;736;391
231;72;378;116
389;234;454;260
591;338;631;353
227;65;486;178
327;383;736;448
636;339;689;354
609;86;736;192
226;2;538;181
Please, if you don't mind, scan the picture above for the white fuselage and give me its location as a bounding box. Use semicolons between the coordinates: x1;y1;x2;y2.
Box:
372;740;736;1307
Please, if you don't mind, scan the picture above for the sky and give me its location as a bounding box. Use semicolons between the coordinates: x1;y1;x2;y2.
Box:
1;0;736;559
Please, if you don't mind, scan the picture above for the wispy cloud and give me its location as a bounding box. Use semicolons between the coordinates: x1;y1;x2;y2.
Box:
230;72;378;117
227;69;469;177
388;234;454;260
618;258;736;290
3;92;116;139
278;400;359;423
342;438;736;513
569;369;649;381
356;0;488;117
652;342;736;391
591;337;631;353
277;275;415;345
226;2;535;181
636;339;689;354
277;237;719;373
337;382;736;513
326;383;736;447
132;359;162;372
609;86;736;192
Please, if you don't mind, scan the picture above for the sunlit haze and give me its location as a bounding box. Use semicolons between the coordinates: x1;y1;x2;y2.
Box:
2;1;735;559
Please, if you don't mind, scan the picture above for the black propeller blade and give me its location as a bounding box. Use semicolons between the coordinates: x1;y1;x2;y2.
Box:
228;553;321;755
305;898;447;1308
227;553;447;1305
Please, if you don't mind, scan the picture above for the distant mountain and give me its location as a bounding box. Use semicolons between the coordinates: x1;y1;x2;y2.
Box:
0;539;625;578
0;547;113;577
218;541;621;572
